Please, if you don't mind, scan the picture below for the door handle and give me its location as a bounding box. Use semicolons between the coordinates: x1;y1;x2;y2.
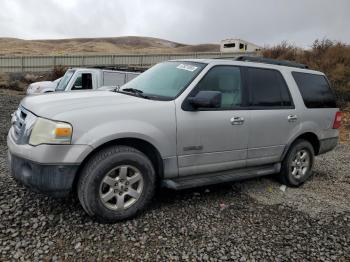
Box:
287;114;298;122
230;116;245;125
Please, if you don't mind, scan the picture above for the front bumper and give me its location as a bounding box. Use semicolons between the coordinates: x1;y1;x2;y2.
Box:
7;131;92;197
8;152;79;197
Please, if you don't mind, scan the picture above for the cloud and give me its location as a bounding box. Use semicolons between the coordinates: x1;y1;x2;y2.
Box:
0;0;349;47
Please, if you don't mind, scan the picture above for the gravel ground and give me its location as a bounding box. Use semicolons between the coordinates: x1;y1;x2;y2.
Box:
0;90;349;261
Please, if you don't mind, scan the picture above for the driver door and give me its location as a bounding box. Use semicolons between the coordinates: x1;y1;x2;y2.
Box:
175;65;250;176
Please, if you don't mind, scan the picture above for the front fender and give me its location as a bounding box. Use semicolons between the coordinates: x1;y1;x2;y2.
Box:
73;119;176;158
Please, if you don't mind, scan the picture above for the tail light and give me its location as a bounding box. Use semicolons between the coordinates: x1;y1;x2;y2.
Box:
332;111;342;129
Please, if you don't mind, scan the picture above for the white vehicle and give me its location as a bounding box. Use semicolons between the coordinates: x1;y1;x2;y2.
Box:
27;68;140;95
26;78;61;95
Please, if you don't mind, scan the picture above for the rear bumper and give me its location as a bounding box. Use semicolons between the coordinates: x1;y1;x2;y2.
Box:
318;137;338;155
8;152;79;198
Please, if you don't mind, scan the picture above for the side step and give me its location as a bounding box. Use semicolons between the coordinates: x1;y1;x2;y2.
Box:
162;163;280;190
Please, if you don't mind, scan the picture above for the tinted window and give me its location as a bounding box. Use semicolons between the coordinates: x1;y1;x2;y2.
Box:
292;72;336;108
224;43;235;48
247;68;292;107
192;66;242;109
81;73;93;90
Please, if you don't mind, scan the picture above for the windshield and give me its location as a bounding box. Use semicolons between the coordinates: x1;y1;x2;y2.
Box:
55;70;75;91
120;61;206;100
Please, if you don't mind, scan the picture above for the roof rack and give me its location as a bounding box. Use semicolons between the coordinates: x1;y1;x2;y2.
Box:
234;56;308;69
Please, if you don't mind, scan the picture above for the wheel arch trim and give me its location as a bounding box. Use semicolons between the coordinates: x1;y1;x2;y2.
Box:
281;131;320;161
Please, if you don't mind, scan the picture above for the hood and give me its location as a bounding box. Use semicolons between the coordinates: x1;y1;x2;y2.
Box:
21;90;150;119
27;80;57;94
30;81;55;87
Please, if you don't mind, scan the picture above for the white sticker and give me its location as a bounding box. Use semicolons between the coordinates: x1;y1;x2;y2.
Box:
176;64;198;72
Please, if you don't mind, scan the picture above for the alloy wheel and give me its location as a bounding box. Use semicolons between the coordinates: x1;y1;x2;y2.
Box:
290;149;310;179
99;165;144;211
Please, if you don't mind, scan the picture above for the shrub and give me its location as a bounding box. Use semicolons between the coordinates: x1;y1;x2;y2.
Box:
0;72;10;89
8;80;26;91
51;65;67;80
24;73;41;84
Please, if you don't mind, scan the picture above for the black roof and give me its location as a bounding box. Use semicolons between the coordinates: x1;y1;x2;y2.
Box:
234;56;308;69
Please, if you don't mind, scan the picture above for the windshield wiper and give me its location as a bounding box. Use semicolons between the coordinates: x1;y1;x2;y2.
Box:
118;88;149;99
122;88;144;94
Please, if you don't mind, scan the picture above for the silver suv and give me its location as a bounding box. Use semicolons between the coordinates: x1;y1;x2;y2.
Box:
7;58;341;222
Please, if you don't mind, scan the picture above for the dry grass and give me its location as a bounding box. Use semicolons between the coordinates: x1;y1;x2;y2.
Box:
340;109;350;144
0;36;219;56
0;73;9;88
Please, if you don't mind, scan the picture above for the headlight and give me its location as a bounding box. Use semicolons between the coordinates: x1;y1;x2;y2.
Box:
29;118;72;146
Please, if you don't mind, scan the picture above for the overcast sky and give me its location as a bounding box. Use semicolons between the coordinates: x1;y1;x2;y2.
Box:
0;0;349;47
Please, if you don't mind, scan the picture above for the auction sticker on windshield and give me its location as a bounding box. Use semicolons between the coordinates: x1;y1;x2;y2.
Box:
176;64;198;72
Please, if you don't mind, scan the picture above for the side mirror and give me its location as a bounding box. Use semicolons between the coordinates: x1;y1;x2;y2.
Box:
188;91;222;109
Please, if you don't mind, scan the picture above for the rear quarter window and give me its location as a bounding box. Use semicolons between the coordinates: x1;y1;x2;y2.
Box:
292;72;336;108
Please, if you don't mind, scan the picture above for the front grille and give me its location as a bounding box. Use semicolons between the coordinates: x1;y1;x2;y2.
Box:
11;106;36;144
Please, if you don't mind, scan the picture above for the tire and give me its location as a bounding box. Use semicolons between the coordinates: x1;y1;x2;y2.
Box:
77;145;156;223
278;139;315;187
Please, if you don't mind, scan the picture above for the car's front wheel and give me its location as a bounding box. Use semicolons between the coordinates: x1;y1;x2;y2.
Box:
77;145;156;223
279;139;315;187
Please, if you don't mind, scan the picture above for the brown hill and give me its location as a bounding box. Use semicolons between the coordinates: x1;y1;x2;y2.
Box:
0;36;219;56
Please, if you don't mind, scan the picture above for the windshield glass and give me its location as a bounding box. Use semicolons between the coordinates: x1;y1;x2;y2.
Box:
55;70;75;91
120;61;206;99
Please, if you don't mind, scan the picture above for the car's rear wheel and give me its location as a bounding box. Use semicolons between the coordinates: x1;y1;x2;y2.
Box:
77;145;156;223
279;139;315;187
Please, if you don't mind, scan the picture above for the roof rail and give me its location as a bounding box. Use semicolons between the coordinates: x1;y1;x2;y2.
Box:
234;56;308;69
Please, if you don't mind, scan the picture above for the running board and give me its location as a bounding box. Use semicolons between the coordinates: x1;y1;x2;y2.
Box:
162;163;280;190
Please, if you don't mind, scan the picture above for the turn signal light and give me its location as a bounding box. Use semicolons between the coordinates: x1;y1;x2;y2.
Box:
55;127;72;137
333;111;342;129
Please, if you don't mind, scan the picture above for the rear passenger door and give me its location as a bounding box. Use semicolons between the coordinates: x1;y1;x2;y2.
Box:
244;67;298;166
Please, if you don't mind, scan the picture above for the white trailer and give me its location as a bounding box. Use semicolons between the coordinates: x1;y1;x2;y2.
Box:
220;39;262;53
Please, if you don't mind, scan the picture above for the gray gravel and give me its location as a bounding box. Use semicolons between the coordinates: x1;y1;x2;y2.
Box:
0;90;349;261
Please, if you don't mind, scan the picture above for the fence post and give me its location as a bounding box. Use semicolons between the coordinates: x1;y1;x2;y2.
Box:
140;55;143;67
21;56;24;72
